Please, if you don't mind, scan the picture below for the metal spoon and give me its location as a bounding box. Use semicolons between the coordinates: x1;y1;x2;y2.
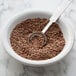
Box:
28;0;72;47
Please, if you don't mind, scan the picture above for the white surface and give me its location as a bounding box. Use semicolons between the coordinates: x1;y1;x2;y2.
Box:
0;0;76;76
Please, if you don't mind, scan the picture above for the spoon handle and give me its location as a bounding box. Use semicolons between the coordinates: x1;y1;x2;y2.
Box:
42;0;72;34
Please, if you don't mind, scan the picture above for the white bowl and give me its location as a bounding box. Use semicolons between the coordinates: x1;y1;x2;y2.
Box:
1;10;74;66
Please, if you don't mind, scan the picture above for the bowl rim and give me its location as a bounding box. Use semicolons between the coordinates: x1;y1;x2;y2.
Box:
1;10;75;66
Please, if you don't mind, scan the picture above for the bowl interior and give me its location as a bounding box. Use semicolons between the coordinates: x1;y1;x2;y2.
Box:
3;11;74;66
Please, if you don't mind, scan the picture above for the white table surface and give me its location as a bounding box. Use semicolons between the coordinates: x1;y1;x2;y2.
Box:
0;0;76;76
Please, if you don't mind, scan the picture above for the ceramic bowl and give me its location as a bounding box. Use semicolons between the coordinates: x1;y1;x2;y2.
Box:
2;10;74;66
